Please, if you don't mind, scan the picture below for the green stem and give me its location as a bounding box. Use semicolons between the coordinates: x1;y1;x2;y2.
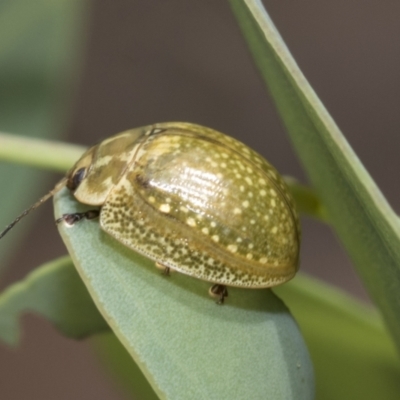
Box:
0;132;85;173
284;176;328;221
0;132;326;221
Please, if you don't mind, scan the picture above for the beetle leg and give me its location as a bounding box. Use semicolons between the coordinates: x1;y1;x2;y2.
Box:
155;262;171;276
209;284;228;305
56;210;100;226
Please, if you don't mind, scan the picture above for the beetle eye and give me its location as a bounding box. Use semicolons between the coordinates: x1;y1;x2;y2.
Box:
67;167;86;191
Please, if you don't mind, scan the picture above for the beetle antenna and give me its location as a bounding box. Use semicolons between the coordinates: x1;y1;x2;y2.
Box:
0;177;68;240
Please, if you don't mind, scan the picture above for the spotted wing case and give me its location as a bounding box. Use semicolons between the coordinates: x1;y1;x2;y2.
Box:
94;122;300;288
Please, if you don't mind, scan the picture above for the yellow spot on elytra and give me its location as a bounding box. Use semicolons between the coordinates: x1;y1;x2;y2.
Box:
227;244;237;253
180;206;189;213
202;227;209;235
245;177;253;185
240;185;245;192
212;235;219;242
187;217;196;227
159;204;170;213
233;208;242;215
260;257;268;264
264;215;270;221
270;188;277;197
271;199;276;207
148;196;156;203
260;189;266;196
246;253;253;260
242;200;249;208
221;162;227;168
211;221;217;228
248;243;254;249
259;178;267;185
271;226;278;234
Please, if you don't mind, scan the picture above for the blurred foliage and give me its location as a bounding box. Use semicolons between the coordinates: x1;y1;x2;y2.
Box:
0;0;88;270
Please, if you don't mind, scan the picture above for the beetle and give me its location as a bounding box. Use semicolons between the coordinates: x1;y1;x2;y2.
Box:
1;122;300;303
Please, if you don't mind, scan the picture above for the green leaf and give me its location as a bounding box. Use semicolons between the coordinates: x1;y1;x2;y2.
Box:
0;256;108;346
54;187;314;400
0;0;88;270
92;333;160;400
230;0;400;354
94;274;400;400
275;274;400;400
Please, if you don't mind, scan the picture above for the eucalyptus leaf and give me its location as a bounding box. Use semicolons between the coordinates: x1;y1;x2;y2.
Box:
275;275;400;400
0;256;108;346
54;187;314;400
95;274;400;400
92;332;160;400
230;0;400;353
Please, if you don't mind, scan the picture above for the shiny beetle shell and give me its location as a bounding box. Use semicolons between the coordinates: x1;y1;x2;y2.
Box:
65;122;300;288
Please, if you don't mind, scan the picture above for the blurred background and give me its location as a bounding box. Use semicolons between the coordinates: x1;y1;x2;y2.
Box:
0;0;399;398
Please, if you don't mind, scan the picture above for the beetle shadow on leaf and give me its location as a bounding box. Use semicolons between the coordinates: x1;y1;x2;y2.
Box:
97;228;288;319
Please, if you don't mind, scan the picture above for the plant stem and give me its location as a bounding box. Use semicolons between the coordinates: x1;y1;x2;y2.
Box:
285;177;328;221
0;132;85;173
0;131;326;221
